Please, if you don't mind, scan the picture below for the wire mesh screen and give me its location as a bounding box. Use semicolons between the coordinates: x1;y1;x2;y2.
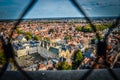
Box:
0;0;120;80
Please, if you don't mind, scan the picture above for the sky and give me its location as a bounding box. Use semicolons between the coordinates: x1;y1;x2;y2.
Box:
0;0;120;19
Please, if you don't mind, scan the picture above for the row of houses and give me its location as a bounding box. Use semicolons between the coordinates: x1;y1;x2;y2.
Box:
13;37;73;59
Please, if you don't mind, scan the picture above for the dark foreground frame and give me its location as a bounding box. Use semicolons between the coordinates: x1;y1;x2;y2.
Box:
1;69;120;80
0;0;120;80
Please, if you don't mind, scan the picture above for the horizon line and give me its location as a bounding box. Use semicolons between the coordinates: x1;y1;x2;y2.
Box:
0;16;119;21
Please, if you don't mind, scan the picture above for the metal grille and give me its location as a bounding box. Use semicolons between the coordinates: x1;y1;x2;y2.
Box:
0;0;120;80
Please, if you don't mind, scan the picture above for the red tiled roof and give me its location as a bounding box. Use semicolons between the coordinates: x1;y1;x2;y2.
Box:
39;64;45;69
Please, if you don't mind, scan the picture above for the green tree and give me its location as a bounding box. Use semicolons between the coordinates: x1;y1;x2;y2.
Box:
83;25;93;32
25;35;32;40
56;62;72;70
16;29;22;34
28;21;32;24
72;50;83;69
75;26;82;31
64;35;70;41
91;36;104;44
26;32;32;36
34;35;41;41
74;50;83;62
113;31;120;35
44;37;50;41
0;50;6;64
79;23;112;32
